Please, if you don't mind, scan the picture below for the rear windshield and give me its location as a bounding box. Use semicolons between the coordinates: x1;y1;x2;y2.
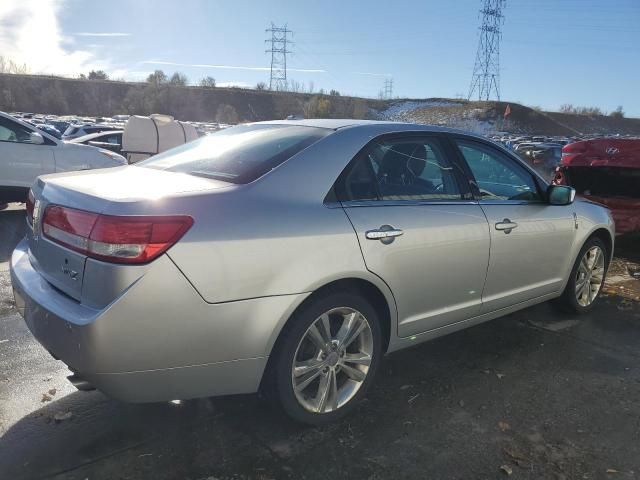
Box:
137;124;330;184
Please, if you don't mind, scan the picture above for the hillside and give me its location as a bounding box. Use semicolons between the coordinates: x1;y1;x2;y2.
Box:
0;73;372;122
372;100;640;136
1;73;638;136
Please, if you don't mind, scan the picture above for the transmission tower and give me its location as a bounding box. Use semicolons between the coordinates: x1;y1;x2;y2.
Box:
265;23;293;91
383;78;393;99
468;0;506;101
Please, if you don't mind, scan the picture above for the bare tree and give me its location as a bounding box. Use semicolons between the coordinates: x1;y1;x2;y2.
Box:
199;76;216;88
169;72;188;86
215;104;239;124
610;105;624;119
0;56;28;74
87;70;109;80
146;70;168;85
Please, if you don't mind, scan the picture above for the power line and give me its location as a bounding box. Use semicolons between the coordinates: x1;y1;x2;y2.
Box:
468;0;506;101
383;78;393;99
265;23;293;91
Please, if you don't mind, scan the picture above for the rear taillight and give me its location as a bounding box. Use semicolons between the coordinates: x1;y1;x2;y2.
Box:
42;205;193;264
26;189;35;223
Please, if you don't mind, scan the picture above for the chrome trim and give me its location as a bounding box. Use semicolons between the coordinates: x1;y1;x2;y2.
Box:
365;228;404;240
341;199;479;208
478;200;547;206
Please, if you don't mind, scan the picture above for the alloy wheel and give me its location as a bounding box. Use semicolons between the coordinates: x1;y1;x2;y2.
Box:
575;246;605;307
291;307;374;414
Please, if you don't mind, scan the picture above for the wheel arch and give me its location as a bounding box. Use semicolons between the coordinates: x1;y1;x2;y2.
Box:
589;227;614;263
260;275;396;391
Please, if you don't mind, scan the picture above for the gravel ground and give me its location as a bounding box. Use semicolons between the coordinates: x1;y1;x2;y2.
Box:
1;207;639;480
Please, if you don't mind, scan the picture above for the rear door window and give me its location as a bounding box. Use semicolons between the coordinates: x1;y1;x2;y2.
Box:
335;136;464;202
139;124;330;184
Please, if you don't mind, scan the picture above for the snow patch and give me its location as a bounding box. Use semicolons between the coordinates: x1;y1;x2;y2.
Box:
376;100;463;121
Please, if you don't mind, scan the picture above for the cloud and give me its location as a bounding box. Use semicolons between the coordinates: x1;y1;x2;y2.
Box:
352;71;392;77
0;0;113;75
142;60;325;74
73;32;131;37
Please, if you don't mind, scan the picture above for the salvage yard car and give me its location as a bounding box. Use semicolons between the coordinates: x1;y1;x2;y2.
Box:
554;138;640;234
0;111;126;203
11;120;614;425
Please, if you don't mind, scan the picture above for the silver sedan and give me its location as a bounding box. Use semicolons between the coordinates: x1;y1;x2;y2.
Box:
11;120;614;424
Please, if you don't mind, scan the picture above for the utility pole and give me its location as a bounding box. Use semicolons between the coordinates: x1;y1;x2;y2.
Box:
468;0;506;101
383;78;393;99
265;23;293;91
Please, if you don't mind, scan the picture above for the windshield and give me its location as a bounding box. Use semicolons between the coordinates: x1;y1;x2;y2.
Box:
138;123;330;184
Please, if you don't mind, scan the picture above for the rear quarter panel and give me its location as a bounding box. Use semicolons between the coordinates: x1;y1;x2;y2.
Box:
166;192;370;304
165;125;407;306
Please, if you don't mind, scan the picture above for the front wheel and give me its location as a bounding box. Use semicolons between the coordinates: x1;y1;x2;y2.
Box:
269;292;382;425
555;237;609;313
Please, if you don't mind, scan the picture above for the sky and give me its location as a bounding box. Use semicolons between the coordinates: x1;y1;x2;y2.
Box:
1;0;639;116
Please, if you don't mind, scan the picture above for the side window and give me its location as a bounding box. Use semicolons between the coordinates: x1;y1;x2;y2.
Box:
337;137;462;202
455;139;542;202
0;117;33;143
106;134;121;144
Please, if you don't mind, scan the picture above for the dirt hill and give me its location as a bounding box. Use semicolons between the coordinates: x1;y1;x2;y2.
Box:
0;73;638;136
0;73;372;122
372;99;640;136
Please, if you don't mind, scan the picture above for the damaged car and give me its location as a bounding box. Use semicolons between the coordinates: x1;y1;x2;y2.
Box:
553;138;640;234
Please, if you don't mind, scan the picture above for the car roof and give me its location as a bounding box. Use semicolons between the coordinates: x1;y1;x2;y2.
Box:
253;118;483;136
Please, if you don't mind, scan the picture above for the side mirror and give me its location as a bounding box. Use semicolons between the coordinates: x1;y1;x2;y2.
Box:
28;132;45;145
548;185;575;205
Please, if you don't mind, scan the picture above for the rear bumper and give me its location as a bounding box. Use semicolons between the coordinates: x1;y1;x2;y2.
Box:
581;195;640;234
10;239;308;402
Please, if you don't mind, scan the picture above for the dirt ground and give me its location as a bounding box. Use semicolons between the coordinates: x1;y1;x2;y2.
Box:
1;207;639;480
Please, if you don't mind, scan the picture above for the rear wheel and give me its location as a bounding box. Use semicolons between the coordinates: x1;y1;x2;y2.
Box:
555;237;608;314
269;292;382;425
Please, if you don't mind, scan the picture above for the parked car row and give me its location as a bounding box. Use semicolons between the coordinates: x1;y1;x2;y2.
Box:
8;111;229;140
0;111;127;203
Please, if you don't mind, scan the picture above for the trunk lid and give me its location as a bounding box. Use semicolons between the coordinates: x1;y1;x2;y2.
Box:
28;166;230;302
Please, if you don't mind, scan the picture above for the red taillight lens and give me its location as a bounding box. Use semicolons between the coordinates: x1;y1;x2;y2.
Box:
89;214;193;263
42;205;193;264
26;189;35;222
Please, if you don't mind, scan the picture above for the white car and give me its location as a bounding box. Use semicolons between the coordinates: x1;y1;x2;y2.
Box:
0;112;126;203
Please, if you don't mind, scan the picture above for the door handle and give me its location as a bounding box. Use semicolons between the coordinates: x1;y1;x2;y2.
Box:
495;218;518;234
365;225;404;243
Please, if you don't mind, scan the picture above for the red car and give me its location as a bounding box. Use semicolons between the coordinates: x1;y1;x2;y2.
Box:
553;138;640;234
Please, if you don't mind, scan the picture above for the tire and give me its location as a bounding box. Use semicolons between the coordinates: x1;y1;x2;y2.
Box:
267;291;382;425
554;236;609;314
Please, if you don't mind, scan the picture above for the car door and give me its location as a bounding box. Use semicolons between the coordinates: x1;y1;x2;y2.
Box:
452;137;576;313
336;134;491;337
0;116;55;188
